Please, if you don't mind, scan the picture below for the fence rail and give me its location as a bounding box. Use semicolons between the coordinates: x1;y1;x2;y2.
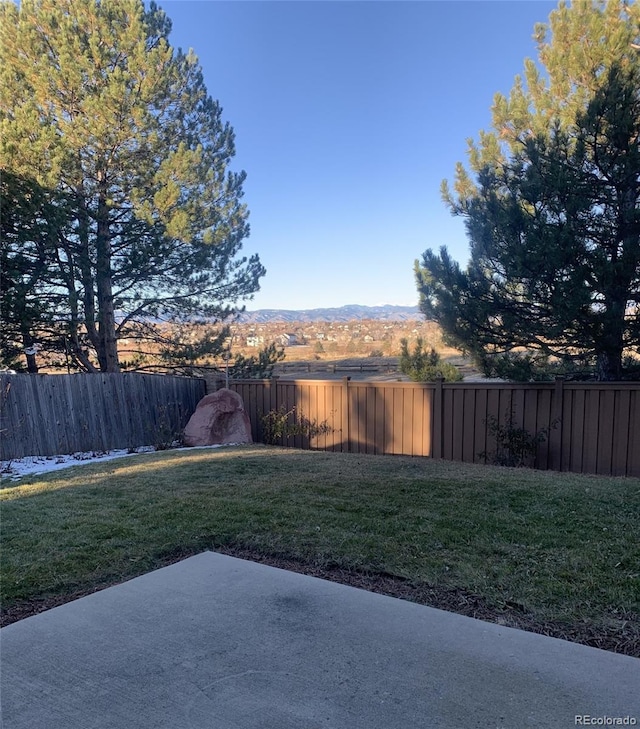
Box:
274;362;400;374
0;373;206;460
228;377;640;477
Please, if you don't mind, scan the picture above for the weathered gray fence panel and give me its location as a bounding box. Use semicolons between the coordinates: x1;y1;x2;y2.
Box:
0;373;206;460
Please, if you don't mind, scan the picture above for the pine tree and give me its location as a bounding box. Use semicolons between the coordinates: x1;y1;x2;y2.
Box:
0;0;263;372
415;0;640;381
398;338;462;382
0;171;71;372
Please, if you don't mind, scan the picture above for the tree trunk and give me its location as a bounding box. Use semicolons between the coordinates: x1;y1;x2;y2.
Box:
596;232;632;382
21;331;38;374
595;350;622;381
95;177;120;373
74;189;102;368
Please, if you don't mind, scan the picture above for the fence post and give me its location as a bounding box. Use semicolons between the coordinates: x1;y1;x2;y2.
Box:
209;374;226;393
342;376;351;452
549;376;564;470
433;377;444;459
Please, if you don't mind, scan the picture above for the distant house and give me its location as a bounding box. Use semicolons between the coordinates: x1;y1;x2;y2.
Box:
279;333;298;347
246;335;264;347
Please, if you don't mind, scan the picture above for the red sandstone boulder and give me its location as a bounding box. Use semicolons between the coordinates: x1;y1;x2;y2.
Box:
183;389;253;447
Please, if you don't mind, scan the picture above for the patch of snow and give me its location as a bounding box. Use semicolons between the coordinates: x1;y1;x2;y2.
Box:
0;443;243;481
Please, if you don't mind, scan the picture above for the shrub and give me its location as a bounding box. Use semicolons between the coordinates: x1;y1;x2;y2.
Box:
153;403;186;450
229;342;285;379
399;338;462;382
260;405;333;445
479;407;557;467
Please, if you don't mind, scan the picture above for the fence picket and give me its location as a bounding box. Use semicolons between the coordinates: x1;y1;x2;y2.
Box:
0;373;206;460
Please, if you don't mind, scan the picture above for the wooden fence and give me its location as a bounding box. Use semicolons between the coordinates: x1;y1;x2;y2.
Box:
0;373;206;460
229;377;640;477
274;362;400;374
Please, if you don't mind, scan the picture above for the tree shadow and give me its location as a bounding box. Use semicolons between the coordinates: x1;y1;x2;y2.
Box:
254;377;433;459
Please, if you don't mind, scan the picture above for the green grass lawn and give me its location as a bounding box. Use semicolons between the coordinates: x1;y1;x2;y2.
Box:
2;445;639;655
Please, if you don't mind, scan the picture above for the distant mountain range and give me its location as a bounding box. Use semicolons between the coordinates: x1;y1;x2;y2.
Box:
238;304;422;323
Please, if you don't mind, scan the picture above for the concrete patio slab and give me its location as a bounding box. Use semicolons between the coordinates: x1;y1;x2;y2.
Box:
1;551;638;728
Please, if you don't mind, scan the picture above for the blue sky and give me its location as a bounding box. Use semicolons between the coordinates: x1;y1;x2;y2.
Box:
161;0;559;311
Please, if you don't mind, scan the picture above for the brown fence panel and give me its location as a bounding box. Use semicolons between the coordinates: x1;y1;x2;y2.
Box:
535;387;553;470
229;378;639;477
559;383;634;476
231;379;275;443
596;388;616;476
582;388;601;474
0;373;205;460
373;383;388;455
312;380;340;452
611;389;630;477
628;388;640;477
